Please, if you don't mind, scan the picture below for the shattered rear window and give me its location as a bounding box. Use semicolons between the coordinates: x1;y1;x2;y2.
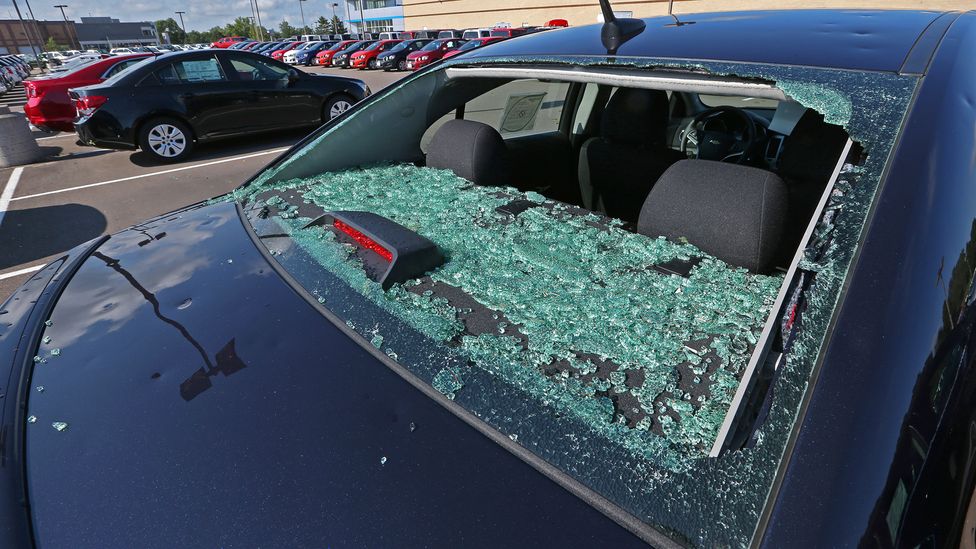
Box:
229;56;918;546
236;164;781;460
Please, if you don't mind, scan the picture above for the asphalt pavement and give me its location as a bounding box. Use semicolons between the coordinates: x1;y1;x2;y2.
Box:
0;66;405;300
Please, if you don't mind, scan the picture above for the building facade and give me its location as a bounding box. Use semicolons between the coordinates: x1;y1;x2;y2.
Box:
343;0;405;34
74;17;159;50
0;19;76;54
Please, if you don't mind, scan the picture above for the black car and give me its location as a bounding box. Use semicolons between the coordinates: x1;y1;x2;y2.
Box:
4;8;976;548
377;38;432;71
330;40;375;68
70;50;369;162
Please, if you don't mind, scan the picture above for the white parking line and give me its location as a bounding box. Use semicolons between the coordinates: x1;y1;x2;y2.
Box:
0;263;44;280
36;133;77;141
11;147;290;202
0;167;24;228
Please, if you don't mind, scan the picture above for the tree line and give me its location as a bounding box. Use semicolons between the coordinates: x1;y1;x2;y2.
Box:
154;15;349;45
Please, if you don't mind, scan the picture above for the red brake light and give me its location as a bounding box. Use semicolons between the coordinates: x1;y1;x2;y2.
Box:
333;219;393;261
74;95;108;117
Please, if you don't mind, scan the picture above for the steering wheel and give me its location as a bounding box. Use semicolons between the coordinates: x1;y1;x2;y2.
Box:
681;106;759;164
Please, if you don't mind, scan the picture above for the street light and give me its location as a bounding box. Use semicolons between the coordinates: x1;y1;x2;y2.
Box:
298;0;307;35
53;4;75;48
175;10;187;41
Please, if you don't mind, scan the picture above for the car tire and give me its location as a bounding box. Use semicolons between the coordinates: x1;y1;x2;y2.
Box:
138;117;193;163
323;94;355;122
368;58;378;70
397;60;407;71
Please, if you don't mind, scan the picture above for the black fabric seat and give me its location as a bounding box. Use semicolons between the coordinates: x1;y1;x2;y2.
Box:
578;88;685;222
426;119;512;187
638;160;788;274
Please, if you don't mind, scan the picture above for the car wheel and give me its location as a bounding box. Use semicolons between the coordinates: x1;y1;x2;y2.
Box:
368;58;378;70
138;117;193;163
323;94;355;121
397;60;407;71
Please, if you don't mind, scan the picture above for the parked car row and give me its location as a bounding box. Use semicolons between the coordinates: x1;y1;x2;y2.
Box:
211;21;567;72
0;54;31;94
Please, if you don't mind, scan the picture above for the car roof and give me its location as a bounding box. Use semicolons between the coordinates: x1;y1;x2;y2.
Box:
464;9;961;72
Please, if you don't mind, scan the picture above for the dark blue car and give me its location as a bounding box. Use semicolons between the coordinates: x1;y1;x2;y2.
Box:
3;8;976;547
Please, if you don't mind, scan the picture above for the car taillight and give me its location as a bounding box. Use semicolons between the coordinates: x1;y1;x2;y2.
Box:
74;95;108;117
333;219;392;261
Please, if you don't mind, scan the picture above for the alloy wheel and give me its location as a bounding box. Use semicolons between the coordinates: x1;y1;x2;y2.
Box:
147;124;186;158
329;100;352;119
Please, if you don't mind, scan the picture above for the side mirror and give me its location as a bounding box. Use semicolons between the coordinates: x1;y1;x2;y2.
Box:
286;68;300;85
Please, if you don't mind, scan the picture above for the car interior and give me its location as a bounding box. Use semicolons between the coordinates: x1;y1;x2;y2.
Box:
414;74;852;275
265;66;853;279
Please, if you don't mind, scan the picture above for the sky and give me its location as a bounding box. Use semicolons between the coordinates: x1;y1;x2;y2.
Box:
8;0;350;33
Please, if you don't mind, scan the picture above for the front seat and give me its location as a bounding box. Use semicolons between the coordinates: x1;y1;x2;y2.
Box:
426;119;512;187
578;88;685;222
638;160;788;274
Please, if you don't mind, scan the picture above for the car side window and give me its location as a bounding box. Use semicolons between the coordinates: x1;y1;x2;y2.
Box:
463;79;571;138
152;58;225;85
228;55;289;81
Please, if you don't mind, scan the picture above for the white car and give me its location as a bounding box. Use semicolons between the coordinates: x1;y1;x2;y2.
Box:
110;47;137;55
283;42;321;64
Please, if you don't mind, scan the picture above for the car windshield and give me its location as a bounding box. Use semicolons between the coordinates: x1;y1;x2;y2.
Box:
420;40;442;52
327;42;348;51
389;40;416;52
229;55;916;545
364;42;383;52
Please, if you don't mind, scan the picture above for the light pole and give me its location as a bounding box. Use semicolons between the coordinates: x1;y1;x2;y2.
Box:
253;0;264;40
11;0;40;62
357;0;364;36
297;0;306;34
330;2;338;34
174;10;186;42
53;4;75;48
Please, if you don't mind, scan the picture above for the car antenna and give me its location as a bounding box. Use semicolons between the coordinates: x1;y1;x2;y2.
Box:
664;0;695;27
598;0;645;55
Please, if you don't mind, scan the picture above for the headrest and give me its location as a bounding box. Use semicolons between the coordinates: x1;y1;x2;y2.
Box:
777;110;848;184
426;119;511;186
638;160;788;274
601;88;669;147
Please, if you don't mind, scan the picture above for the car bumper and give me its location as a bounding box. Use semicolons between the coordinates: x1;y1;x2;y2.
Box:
351;57;367;68
23;98;75;132
75;118;137;150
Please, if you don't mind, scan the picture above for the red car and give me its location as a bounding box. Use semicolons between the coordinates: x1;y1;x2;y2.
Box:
23;54;150;132
350;39;401;69
405;38;465;70
443;36;505;59
315;40;356;65
211;36;246;48
271;41;304;61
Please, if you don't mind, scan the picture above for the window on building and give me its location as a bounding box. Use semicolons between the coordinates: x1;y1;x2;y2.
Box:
365;0;397;8
364;19;394;33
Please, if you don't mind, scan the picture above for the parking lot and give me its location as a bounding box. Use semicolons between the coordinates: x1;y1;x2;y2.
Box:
0;66;404;299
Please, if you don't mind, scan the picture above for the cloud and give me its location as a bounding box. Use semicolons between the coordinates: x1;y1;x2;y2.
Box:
27;0;342;33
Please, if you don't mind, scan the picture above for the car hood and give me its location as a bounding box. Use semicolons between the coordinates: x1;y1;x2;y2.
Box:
18;201;641;547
